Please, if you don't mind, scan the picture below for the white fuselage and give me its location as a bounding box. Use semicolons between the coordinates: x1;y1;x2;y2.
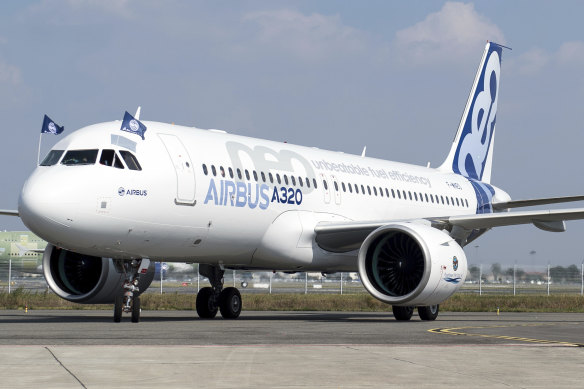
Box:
19;121;501;272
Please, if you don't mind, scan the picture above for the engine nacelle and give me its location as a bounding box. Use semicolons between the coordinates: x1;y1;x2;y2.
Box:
358;223;467;306
42;244;155;304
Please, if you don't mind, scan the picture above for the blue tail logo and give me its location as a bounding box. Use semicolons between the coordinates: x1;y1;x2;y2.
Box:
452;43;503;181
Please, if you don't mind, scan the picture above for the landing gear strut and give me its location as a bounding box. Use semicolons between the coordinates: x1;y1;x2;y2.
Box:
113;258;149;323
196;264;242;319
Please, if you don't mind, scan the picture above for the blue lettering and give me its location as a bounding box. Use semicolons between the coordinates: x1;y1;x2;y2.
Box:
236;182;247;207
287;188;294;204
279;187;287;204
224;181;235;206
259;184;270;209
204;179;218;205
295;189;302;205
271;187;280;203
248;183;259;209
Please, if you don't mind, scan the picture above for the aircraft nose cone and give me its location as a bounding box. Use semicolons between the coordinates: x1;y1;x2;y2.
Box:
18;169;76;239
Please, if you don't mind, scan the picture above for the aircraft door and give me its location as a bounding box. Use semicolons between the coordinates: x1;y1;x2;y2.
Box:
330;175;341;205
158;134;196;205
319;173;331;204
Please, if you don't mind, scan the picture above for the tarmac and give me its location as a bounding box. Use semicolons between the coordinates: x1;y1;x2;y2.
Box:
0;310;583;388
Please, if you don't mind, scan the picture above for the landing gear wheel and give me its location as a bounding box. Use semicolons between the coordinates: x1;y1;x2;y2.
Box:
131;296;141;323
418;305;439;321
392;305;414;321
196;287;218;319
219;287;242;319
113;295;123;323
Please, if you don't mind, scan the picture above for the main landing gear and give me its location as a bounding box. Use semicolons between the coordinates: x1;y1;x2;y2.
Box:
392;305;439;321
113;259;149;323
196;264;242;319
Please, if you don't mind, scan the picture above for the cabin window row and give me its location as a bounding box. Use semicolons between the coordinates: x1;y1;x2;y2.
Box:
202;163;469;208
202;164;318;189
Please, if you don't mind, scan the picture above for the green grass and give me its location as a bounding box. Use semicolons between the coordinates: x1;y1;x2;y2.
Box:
1;289;584;313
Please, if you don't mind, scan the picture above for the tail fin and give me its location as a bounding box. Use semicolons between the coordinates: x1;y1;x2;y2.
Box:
439;42;507;184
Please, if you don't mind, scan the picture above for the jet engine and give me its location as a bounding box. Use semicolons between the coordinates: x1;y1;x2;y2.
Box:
42;244;155;304
357;223;467;306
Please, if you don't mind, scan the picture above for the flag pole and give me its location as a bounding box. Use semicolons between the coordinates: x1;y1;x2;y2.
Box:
37;133;43;166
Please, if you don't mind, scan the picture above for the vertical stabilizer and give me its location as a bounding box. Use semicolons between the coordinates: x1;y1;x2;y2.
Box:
439;42;506;184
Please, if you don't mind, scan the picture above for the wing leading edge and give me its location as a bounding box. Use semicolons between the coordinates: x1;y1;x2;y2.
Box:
315;207;584;253
0;209;18;216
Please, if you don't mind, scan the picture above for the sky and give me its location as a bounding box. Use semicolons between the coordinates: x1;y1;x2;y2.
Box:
1;1;584;267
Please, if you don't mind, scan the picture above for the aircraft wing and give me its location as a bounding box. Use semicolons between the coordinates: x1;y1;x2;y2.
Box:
492;195;584;210
315;208;584;253
0;209;19;216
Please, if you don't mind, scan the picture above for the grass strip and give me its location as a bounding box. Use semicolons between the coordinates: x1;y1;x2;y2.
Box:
1;289;584;313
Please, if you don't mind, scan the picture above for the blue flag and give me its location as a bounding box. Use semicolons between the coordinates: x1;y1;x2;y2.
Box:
120;111;147;140
41;115;64;135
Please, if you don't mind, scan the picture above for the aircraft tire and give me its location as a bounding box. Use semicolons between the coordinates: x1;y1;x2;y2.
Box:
392;305;414;321
113;294;123;323
196;287;218;319
131;296;141;323
418;305;439;321
219;287;242;319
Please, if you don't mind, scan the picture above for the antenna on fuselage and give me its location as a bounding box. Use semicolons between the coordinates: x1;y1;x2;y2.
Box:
361;146;367;157
134;106;141;120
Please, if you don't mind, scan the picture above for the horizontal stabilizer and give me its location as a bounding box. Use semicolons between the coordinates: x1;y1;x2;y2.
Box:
492;195;584;210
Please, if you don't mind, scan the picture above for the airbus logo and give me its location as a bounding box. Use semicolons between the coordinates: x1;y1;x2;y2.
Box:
129;119;139;132
48;122;57;134
118;187;125;196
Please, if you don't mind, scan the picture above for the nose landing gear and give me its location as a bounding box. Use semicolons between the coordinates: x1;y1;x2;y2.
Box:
113;258;149;323
196;264;242;319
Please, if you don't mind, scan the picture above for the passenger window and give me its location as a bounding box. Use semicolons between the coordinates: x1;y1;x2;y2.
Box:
414;192;418;201
269;173;274;183
291;176;296;186
425;194;429;202
408;191;412;200
456;198;460;206
220;166;226;177
441;195;445;204
119;151;141;170
313;179;318;189
245;170;250;180
40;150;64;166
253;171;258;181
373;187;377;196
237;169;242;179
211;165;217;176
355;184;359;194
397;190;401;199
306;178;311;188
298;177;303;187
276;174;281;184
391;189;395;198
361;185;366;194
61;149;98;165
261;172;266;182
334;181;338;191
348;183;352;193
323;180;328;190
342;182;346;192
385;188;390;197
284;175;289;185
229;167;234;178
402;190;406;199
202;164;208;175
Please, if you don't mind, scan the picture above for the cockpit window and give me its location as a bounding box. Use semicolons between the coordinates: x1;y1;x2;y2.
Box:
119;150;142;171
40;150;64;166
61;149;98;165
100;149;124;169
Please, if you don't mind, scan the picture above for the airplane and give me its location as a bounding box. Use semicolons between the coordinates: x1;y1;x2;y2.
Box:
0;231;46;275
2;41;584;323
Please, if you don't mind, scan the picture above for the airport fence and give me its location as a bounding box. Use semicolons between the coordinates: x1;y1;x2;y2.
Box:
1;261;584;296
